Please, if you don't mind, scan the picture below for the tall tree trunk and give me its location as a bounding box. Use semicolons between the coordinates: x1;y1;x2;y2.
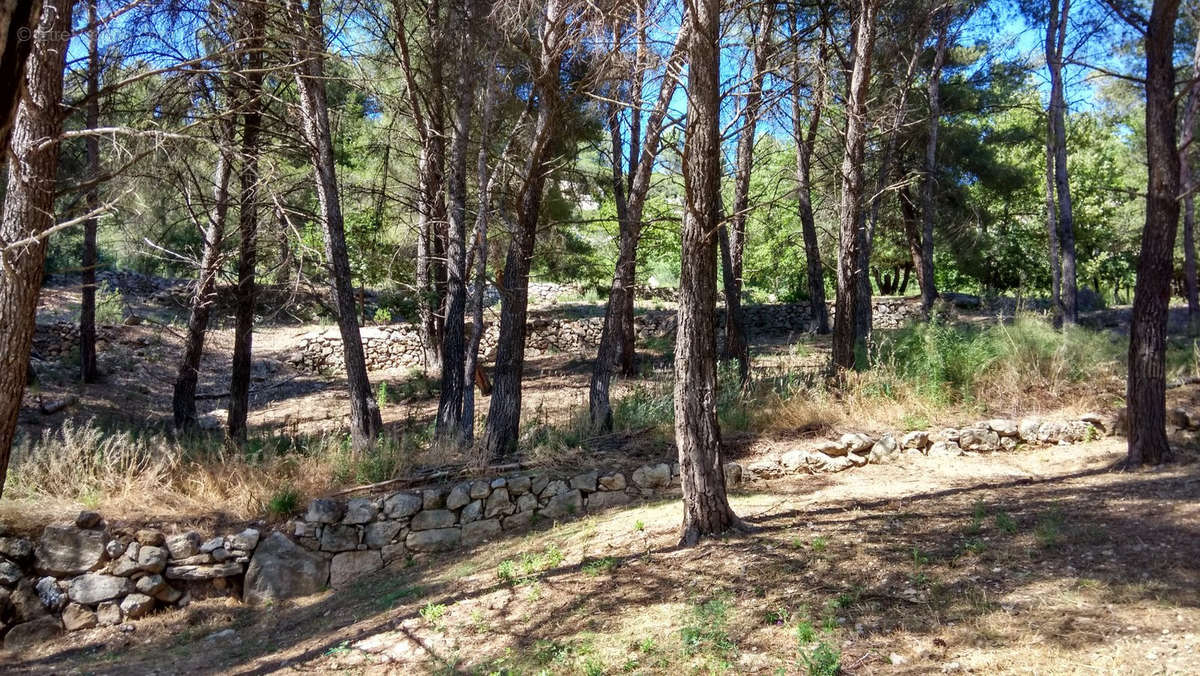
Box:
435;0;479;442
80;0;100;383
722;4;773;381
226;3;265;445
919;11;948;315
291;0;383;450
461;63;510;443
1046;0;1077;324
899;180;929;295
832;0;877;371
171;121;235;430
480;0;565;463
1044;119;1062;325
677;0;742;546
0;0;42;157
1127;0;1182;467
395;1;446;369
0;0;74;498
588;23;689;432
1178;32;1200;326
792;13;829;334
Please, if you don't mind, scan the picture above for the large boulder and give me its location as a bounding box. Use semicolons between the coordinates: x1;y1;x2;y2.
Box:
539;490;583;520
631;464;671;489
411;510;455;531
243;533;329;605
34;525;105;576
383;492;423;518
405;528;461;552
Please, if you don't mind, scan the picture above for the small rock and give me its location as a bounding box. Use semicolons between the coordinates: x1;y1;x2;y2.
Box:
0;537;33;561
35;525;105;576
446;483;473;510
120;593;155;619
62;603;98;631
460;500;483;524
1169;408;1190;429
507;476;532;495
35;576;65;611
135;574;166;596
928;441;963;457
631;464;671;489
900;431;929;449
422;489;445;510
462;519;501;544
69;573;133;605
723;462;742;484
484;488;515;519
837;433;873;455
164;563;242;580
305;499;344;524
539;489;583;520
587;491;631;510
319;524;359;552
199;536;224;554
405;528;461;552
889;653;907;665
165;532;201;560
469;481;491;499
96;601;122;626
570;471;598;493
383;492;423;518
597;472;626;491
227;528;260;551
411;510;456;531
364;520;405;547
137;545;168;573
104;540;127;559
153;585;182;604
986;419;1019;437
0;558;21;586
75;511;102;529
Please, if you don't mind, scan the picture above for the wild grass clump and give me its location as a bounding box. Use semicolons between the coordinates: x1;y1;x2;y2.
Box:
613;382;673;432
4;420;422;522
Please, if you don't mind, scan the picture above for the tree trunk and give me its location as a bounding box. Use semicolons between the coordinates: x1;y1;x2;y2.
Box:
722;4;773;380
171;122;235;431
480;0;565;463
1044;118;1062;325
1178;32;1200;326
832;0;877;371
1127;0;1182;467
461;63;510;444
0;0;42;158
1046;0;1077;324
676;0;743;547
80;0;100;384
226;4;265;445
792;14;829;334
435;0;478;443
291;0;383;450
0;0;74;498
919;12;948;315
588;23;689;432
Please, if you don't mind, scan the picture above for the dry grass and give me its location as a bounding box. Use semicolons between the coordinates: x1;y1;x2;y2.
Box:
2;421;418;526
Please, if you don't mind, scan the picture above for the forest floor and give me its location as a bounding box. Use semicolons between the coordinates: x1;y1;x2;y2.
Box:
5;437;1199;674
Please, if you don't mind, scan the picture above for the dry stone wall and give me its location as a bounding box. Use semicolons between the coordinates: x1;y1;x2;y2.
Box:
291;298;924;374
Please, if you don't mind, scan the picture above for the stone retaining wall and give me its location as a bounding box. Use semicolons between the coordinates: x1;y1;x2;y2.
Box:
0;411;1117;648
291;298;924;373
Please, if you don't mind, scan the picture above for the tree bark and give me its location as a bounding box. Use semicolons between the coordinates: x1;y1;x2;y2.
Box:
1044;118;1062;325
291;0;383;450
0;0;74;498
480;0;565;463
80;0;100;383
172;120;235;431
676;0;743;547
1046;0;1077;324
1127;0;1182;467
722;4;773;381
0;0;42;158
919;10;948;314
226;2;265;445
435;0;478;442
832;0;877;371
588;23;689;432
792;13;829;334
1178;32;1200;326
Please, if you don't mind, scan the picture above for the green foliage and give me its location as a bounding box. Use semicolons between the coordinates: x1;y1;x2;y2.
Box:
581;556;618;576
679;594;735;658
497;544;565;585
266;486;300;518
95;281;125;325
613;383;673;432
799;640;841;676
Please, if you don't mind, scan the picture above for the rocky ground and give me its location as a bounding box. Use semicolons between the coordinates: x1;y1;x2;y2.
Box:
3;438;1198;674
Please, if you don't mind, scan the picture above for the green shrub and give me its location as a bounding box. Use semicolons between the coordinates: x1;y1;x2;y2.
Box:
266;486;301;518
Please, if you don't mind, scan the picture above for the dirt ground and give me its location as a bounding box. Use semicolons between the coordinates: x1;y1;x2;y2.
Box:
4;438;1198;674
